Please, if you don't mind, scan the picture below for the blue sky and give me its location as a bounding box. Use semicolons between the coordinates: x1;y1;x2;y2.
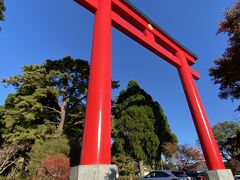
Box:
0;0;238;145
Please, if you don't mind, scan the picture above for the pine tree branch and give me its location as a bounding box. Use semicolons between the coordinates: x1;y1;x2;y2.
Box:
79;95;87;101
68;113;84;118
64;121;84;130
68;95;87;111
43;106;61;114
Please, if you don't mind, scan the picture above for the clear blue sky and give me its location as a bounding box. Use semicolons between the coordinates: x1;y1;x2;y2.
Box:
0;0;239;145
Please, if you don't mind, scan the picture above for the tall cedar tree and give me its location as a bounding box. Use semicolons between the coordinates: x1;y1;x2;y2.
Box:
209;1;240;111
0;0;5;21
212;121;240;172
113;81;177;176
0;57;90;143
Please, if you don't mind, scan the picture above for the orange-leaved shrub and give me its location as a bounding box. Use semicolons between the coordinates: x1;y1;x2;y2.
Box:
40;155;70;179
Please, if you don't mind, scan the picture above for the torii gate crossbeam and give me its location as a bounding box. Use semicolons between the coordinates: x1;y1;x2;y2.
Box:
74;0;226;172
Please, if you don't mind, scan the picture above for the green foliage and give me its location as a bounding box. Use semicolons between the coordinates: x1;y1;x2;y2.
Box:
212;121;240;172
0;106;5;145
113;80;177;169
28;136;70;174
0;56;92;177
0;0;5;21
0;56;90;143
43;57;90;138
209;1;240;111
213;121;240;147
112;154;137;176
0;56;120;177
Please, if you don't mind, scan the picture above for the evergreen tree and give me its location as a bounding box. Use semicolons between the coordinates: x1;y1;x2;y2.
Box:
209;1;240;111
0;56;120;173
0;0;5;22
112;80;177;176
0;56;90;143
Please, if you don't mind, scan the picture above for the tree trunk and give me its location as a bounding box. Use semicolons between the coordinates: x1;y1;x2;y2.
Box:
138;160;144;177
57;102;67;131
160;159;163;170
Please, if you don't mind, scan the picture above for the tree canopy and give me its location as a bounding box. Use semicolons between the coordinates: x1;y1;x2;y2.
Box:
212;121;240;173
0;56;121;176
112;80;177;175
0;56;90;144
0;57;89;176
0;0;5;21
209;1;240;111
162;143;205;171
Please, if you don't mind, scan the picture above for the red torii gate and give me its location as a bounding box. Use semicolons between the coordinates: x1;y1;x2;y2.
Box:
73;0;230;178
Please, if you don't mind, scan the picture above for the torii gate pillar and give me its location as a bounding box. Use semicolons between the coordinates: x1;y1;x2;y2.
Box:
80;0;112;165
177;51;225;169
70;0;118;179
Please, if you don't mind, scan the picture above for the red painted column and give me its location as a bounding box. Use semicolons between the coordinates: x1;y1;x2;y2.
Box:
80;0;112;165
176;51;225;170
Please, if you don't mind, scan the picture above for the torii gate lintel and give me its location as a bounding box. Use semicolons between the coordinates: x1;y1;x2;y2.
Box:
76;0;200;81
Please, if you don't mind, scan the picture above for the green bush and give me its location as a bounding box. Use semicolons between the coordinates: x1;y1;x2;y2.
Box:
28;136;70;174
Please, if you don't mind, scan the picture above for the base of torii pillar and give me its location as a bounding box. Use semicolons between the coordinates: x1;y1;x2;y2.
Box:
69;165;118;180
208;169;234;180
